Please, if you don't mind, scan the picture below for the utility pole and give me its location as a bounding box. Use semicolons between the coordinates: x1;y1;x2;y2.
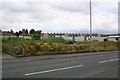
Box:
90;0;92;53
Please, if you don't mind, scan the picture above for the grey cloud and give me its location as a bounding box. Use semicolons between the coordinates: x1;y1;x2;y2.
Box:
1;2;50;23
1;2;118;34
2;2;30;12
51;2;90;14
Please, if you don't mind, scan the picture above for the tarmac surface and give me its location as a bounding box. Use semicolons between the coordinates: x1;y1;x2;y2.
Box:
2;51;119;78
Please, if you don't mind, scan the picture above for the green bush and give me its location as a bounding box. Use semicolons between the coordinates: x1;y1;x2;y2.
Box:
65;40;74;44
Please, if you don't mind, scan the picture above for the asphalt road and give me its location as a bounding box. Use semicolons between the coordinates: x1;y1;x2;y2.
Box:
2;52;119;78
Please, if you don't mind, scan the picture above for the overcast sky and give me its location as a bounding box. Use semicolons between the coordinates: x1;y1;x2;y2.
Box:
0;0;119;34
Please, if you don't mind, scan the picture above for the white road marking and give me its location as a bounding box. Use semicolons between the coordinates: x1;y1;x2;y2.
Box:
99;58;119;63
25;65;83;76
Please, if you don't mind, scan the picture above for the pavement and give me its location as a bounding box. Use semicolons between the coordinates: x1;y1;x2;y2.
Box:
2;53;14;60
2;51;119;78
2;51;118;63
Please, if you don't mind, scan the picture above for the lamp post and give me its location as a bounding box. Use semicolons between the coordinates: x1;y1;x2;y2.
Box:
90;0;92;53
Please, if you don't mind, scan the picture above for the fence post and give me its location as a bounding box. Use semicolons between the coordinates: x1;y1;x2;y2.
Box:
23;45;26;56
72;35;75;43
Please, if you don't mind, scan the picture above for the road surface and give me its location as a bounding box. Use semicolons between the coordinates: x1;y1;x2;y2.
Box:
2;52;119;78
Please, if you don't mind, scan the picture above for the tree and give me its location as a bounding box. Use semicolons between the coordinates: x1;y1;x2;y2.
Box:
19;31;22;35
33;34;41;40
22;29;26;33
35;30;42;34
25;29;28;34
15;32;19;36
10;29;14;33
22;29;26;37
32;30;42;40
29;29;35;34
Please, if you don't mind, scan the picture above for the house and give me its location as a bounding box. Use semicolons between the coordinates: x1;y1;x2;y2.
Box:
19;34;31;39
42;33;99;41
107;36;120;41
0;31;15;38
42;33;119;42
42;33;66;40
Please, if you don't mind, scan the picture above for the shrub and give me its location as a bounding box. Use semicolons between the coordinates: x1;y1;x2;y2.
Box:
15;45;23;55
40;43;49;52
25;45;37;55
65;40;74;44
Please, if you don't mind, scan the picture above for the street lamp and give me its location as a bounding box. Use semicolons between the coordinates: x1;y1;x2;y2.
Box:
90;0;92;53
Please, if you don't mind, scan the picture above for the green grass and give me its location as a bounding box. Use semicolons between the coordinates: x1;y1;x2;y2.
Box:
77;41;118;45
77;41;95;45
